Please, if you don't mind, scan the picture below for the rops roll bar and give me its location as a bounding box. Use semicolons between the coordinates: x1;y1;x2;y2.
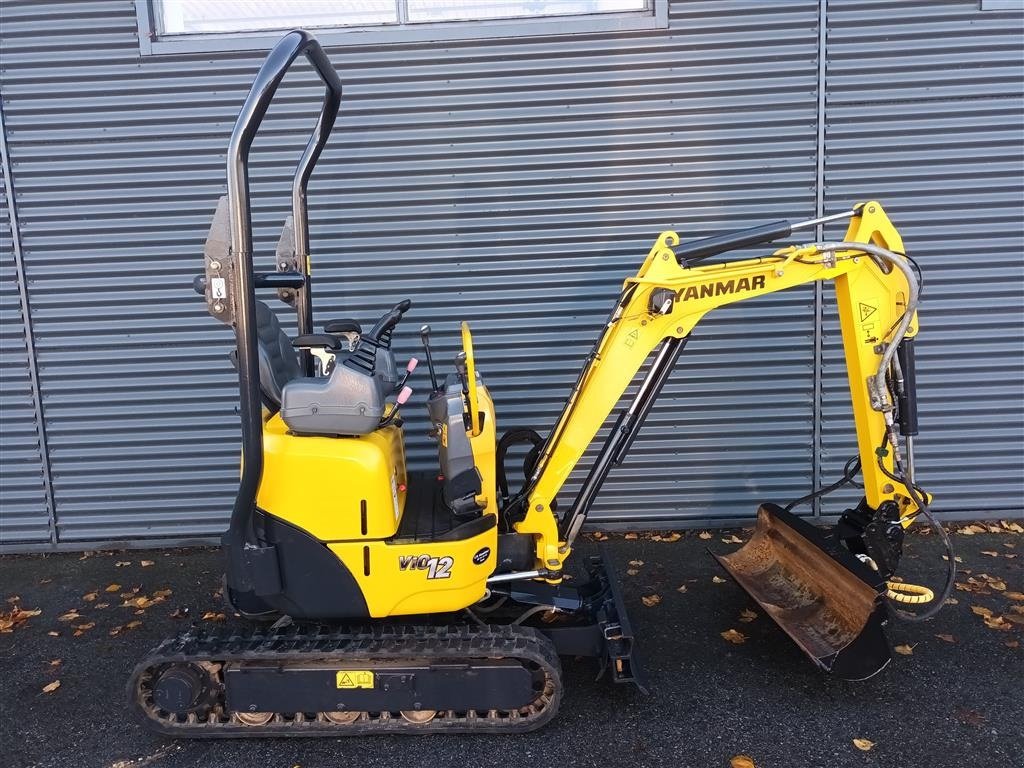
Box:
225;30;343;571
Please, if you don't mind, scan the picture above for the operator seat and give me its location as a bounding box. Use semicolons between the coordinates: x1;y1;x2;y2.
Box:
253;300;301;410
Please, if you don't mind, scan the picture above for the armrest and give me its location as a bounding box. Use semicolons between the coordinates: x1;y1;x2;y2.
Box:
323;318;363;335
292;334;342;351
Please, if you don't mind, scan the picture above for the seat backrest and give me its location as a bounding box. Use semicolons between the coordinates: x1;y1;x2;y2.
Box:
254;300;301;409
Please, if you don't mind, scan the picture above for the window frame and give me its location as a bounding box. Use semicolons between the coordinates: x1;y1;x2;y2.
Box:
134;0;670;56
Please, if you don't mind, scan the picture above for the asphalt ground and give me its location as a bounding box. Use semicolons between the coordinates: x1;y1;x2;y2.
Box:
1;523;1021;768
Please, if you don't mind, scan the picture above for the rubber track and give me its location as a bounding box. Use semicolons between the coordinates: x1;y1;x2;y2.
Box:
128;623;562;738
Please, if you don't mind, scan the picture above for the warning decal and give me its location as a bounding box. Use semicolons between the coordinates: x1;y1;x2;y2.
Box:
859;301;878;322
336;670;375;689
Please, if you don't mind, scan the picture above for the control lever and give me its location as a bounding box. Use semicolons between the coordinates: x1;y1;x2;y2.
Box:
379;385;413;429
397;358;418;390
420;325;440;392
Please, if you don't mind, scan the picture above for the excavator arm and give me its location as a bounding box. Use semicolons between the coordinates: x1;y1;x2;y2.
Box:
516;202;924;569
508;203;937;679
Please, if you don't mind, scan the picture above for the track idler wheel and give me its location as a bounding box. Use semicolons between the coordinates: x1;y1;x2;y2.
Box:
400;710;437;724
323;711;362;724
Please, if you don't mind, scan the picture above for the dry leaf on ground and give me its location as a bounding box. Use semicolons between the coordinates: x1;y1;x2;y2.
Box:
625;569;639;576
676;585;688;593
0;605;42;633
712;576;726;584
57;611;80;623
981;550;999;557
971;605;993;618
624;533;637;540
660;532;681;542
140;560;155;567
983;615;1011;631
105;584;121;593
730;756;755;768
202;612;227;622
628;560;644;567
721;535;743;544
739;609;757;623
721;629;747;644
698;531;712;540
641;595;661;607
42;680;61;694
852;738;875;751
893;644;914;655
82;593;98;602
935;633;955;643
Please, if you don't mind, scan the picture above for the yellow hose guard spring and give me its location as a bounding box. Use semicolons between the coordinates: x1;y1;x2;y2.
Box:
886;581;935;604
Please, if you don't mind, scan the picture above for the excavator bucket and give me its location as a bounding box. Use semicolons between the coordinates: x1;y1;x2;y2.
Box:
713;504;892;681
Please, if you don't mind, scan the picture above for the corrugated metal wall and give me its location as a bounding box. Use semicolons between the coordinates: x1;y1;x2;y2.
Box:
0;142;53;544
0;0;1020;549
820;0;1024;514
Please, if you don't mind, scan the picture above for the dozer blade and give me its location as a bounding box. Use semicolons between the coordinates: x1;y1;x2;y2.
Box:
713;504;891;681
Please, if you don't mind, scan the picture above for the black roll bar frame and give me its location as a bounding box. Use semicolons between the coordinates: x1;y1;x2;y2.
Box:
224;30;343;565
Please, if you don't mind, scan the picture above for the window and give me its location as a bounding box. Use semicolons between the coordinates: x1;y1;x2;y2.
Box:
136;0;669;54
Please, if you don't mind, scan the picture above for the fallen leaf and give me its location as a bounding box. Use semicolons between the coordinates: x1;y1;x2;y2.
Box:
739;609;758;623
989;580;1007;592
202;612;226;622
698;531;712;540
893;644;915;655
641;595;661;607
980;550;999;557
983;615;1011;631
39;579;52;585
125;620;143;629
82;592;98;602
591;532;608;541
661;532;681;542
0;604;42;633
109;626;123;636
94;602;110;609
628;560;644;567
730;756;756;768
105;584;121;593
1009;604;1024;615
721;534;743;544
1002;613;1024;626
153;589;173;598
1003;521;1023;533
115;561;131;567
140;560;155;567
958;525;985;536
170;607;189;619
954;707;986;727
944;598;959;605
626;569;639;576
42;680;61;694
49;659;62;667
676;585;688;593
712;576;726;584
936;634;956;643
721;629;747;644
852;738;875;752
57;611;81;623
971;605;993;618
47;631;60;637
73;622;95;632
1006;640;1020;649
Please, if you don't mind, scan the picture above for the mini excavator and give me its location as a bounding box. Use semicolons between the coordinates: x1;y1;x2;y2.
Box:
129;31;951;737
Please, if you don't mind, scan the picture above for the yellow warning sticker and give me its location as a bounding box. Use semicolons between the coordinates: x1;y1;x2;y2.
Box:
336;670;374;689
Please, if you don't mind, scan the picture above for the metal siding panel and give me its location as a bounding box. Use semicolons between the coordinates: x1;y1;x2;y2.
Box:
820;0;1024;515
1;0;821;542
0;156;51;543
